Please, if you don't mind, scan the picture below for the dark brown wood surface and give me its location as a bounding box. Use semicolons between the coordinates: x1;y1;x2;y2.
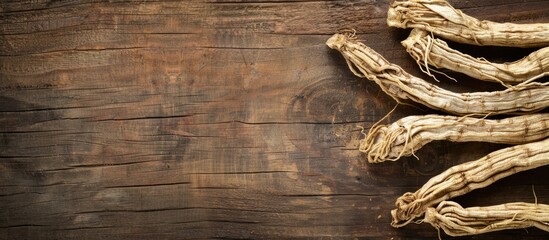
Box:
1;0;548;239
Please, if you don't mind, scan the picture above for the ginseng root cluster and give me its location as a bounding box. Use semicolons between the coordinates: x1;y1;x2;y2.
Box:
327;0;549;237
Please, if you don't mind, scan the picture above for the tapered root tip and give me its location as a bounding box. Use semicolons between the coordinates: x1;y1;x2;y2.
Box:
326;34;347;50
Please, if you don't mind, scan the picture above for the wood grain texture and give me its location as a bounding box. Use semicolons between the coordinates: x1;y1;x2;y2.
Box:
0;0;548;239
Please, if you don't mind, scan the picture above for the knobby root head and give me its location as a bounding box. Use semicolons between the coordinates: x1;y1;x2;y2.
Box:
326;34;347;50
391;192;420;227
386;7;403;28
360;125;409;163
326;30;357;50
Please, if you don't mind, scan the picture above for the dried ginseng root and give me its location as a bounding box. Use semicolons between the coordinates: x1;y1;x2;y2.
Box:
391;138;549;227
326;33;549;116
362;113;549;163
387;0;549;47
424;201;549;236
402;29;549;87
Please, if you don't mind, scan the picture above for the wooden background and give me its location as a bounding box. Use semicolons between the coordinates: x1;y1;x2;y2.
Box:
1;0;548;239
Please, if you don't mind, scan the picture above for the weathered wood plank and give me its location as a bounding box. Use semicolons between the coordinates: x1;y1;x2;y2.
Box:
1;0;548;239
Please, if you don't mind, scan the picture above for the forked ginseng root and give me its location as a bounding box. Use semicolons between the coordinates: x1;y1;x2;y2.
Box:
361;113;549;163
424;201;549;236
402;29;549;87
387;0;549;47
326;33;549;116
391;138;549;227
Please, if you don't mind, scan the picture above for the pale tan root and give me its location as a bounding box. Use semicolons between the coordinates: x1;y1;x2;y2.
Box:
326;33;549;116
391;138;549;227
361;113;549;163
424;201;549;236
402;29;549;86
387;0;549;47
